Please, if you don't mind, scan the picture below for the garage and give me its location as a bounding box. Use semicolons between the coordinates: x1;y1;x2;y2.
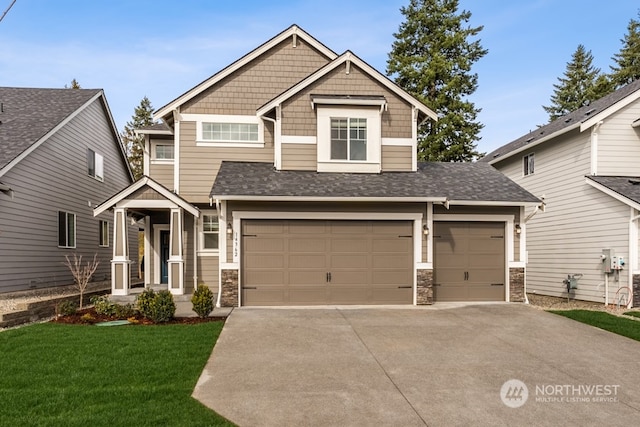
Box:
241;219;413;306
433;222;506;301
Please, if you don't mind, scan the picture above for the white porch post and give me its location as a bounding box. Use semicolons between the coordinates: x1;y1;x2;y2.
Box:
168;207;185;295
111;207;130;295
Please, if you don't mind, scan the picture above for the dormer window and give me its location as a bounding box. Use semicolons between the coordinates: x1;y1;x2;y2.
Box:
330;118;367;161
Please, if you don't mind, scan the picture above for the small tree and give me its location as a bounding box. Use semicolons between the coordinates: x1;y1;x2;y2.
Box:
64;253;99;309
65;78;81;89
610;12;640;89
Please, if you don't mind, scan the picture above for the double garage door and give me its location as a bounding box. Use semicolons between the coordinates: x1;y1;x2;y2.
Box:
242;220;413;306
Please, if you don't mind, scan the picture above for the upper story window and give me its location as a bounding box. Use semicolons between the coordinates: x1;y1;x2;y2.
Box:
99;220;109;247
58;211;76;248
151;142;174;163
331;118;367;161
523;153;535;176
183;114;264;148
199;213;219;254
87;149;104;181
317;107;381;173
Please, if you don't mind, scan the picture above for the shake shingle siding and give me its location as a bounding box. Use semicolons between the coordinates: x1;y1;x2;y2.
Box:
0;97;136;292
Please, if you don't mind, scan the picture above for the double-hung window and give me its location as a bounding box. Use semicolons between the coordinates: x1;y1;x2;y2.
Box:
58;211;76;248
87;148;104;181
154;144;174;160
99;220;109;247
201;214;219;251
523;153;535;176
330;118;367;161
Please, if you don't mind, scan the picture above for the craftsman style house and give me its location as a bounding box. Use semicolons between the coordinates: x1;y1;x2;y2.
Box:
95;25;539;307
0;88;137;293
484;79;640;307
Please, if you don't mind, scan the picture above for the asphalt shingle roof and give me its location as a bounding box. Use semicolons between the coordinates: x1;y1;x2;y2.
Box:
482;79;640;162
0;87;101;170
587;175;640;206
211;161;540;203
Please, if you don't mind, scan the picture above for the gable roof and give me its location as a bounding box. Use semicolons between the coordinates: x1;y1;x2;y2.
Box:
0;87;112;176
93;175;199;217
210;161;540;205
154;24;337;120
483;79;640;164
256;50;438;122
586;175;640;211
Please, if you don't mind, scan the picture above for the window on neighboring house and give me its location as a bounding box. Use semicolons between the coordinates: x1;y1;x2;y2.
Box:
330;117;367;161
523;153;535;176
202;122;259;143
201;214;219;251
99;220;109;247
58;211;76;248
87;148;104;181
153;144;174;160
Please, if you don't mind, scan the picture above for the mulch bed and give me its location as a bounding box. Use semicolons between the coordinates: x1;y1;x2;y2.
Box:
52;307;225;326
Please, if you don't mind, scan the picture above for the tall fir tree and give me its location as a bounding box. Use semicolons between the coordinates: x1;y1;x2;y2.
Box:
121;96;155;180
386;0;487;162
610;12;640;88
543;45;610;121
66;78;81;89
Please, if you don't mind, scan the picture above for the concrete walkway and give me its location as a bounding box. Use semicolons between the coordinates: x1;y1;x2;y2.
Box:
193;304;640;426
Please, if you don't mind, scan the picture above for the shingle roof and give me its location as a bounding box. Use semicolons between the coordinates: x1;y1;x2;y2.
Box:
587;175;640;206
0;87;101;171
482;79;640;163
210;161;540;203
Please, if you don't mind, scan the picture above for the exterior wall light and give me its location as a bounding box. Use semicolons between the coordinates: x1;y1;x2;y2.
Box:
515;224;522;234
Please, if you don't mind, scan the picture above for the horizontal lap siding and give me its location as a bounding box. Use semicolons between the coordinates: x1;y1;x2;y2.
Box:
281;143;316;170
497;129;630;303
382;146;412;171
0;99;136;292
597;101;640;176
149;163;174;190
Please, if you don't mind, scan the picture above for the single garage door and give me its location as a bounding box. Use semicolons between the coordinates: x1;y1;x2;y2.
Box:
242;220;413;306
433;222;505;301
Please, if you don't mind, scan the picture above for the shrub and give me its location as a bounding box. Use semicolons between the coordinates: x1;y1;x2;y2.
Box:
80;313;96;324
91;295;116;316
135;289;176;323
191;284;214;318
57;300;77;316
114;303;135;319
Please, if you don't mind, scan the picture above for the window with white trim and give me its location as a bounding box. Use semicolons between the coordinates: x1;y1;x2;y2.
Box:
154;144;174;160
189;114;264;147
523;153;534;176
203;123;259;143
200;214;219;252
330;117;367;161
58;211;76;248
87;148;104;181
99;220;109;247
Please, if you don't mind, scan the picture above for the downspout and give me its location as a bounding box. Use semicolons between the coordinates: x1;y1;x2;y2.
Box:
262;113;279;169
521;201;545;304
213;198;223;308
590;121;603;176
193;215;198;291
629;211;640;308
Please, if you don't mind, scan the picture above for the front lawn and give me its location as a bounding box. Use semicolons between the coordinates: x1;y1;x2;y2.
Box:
549;310;640;342
623;311;640;319
0;322;233;427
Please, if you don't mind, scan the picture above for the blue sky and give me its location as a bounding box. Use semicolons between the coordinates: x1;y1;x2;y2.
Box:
0;0;637;153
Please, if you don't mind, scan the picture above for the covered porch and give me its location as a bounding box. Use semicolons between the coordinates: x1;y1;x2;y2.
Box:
93;177;200;297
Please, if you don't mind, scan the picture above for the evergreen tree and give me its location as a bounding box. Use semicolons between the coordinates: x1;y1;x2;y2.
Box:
386;0;487;162
543;45;608;121
66;78;81;89
610;12;640;88
121;97;155;180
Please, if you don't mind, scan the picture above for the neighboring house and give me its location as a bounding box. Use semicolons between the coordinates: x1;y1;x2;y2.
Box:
484;79;640;307
0;87;137;293
94;25;539;307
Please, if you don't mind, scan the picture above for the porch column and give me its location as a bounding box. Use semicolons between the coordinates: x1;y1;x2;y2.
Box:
168;207;185;295
111;207;130;296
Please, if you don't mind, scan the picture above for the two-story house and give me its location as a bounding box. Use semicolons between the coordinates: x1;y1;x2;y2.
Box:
95;25;540;307
0;87;137;293
484;79;640;308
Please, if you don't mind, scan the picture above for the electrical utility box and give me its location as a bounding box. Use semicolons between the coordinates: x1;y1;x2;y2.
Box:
602;249;624;273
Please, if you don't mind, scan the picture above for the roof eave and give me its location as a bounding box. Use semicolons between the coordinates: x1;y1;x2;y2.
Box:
581;87;640;132
585;177;640;211
210;195;448;203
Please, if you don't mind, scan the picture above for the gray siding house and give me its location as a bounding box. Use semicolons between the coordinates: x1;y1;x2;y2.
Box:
95;25;540;307
0;88;137;293
484;79;640;307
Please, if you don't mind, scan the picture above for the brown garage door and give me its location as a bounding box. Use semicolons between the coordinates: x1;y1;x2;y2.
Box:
242;220;413;306
433;222;505;301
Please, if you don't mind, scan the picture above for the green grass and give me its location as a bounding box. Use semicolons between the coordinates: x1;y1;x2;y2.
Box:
549;310;640;342
623;311;640;319
0;322;234;427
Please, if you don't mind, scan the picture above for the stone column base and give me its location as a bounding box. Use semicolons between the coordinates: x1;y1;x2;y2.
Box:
633;274;640;308
221;269;239;307
509;267;525;302
416;269;434;305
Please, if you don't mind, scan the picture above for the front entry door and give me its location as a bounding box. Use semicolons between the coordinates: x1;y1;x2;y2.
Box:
160;230;170;284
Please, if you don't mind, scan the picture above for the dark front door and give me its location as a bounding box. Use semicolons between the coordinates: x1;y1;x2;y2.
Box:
160;230;170;284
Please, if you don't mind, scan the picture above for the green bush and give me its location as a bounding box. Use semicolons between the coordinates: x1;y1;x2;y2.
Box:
57;300;77;316
114;303;135;319
191;284;214;318
91;295;116;316
135;289;176;323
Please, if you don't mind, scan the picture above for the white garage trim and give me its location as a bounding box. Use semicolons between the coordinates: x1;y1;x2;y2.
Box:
231;211;423;306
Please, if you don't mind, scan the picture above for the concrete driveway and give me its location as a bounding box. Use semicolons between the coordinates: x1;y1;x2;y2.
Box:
193;304;640;426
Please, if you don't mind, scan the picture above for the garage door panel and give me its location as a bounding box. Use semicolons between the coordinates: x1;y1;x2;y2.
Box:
242;289;285;305
289;288;329;304
330;221;368;234
244;221;285;234
289;238;326;252
243;237;285;252
243;271;285;285
372;238;411;253
330;270;369;285
468;254;504;269
245;254;285;268
331;254;368;268
372;221;412;234
468;238;503;253
373;254;411;268
330;238;369;252
288;271;328;286
372;270;412;285
289;254;327;268
373;288;412;304
289;222;327;234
